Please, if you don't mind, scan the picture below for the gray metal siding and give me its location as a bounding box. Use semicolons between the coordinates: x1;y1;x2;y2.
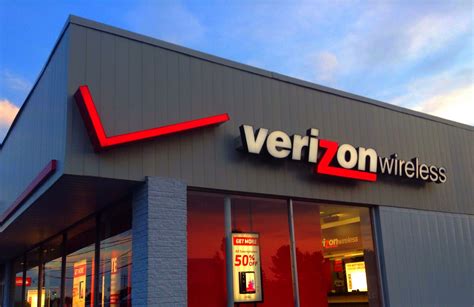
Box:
0;31;68;223
377;206;474;306
64;23;473;215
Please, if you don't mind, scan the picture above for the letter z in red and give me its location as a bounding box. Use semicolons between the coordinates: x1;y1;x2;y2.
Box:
74;85;230;151
316;139;377;182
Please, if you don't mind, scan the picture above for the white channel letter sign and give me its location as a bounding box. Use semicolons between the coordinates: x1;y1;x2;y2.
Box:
231;233;263;303
239;125;447;183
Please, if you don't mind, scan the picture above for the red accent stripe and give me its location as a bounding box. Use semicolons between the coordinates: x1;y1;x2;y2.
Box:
316;139;377;182
0;160;57;225
74;85;230;151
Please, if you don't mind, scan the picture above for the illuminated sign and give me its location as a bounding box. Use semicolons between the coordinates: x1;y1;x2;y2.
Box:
345;262;368;292
322;236;359;249
110;254;119;306
26;289;45;307
74;85;229;151
231;233;262;303
239;125;447;183
73;260;87;307
15;277;32;287
322;220;362;252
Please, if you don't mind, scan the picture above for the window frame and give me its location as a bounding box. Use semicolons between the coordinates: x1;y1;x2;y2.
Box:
9;198;132;307
187;187;384;307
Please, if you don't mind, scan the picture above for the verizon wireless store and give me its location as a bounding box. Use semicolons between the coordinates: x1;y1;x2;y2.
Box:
0;16;473;307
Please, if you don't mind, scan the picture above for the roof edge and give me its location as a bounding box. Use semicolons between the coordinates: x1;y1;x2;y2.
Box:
0;16;72;150
1;14;472;152
68;15;473;132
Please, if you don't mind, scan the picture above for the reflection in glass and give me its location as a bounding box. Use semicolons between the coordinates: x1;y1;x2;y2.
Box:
12;258;24;307
187;192;227;307
98;231;132;306
64;218;96;307
232;196;293;307
293;201;380;306
293;202;329;307
24;248;41;307
42;235;63;307
99;201;132;306
10;201;133;307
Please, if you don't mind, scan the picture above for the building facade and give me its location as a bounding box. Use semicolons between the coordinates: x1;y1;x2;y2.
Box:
0;16;473;307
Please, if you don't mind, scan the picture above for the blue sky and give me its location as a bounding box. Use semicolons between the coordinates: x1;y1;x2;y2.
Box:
1;0;473;141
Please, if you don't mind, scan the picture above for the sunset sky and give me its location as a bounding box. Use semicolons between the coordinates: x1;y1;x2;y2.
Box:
1;0;473;142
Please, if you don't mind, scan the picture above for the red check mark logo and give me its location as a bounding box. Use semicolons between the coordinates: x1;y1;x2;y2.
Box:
74;85;230;151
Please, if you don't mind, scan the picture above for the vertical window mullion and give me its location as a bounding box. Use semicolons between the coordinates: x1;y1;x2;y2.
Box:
60;232;67;307
94;214;101;306
224;196;233;307
37;246;44;307
371;207;388;306
21;254;26;307
288;199;300;307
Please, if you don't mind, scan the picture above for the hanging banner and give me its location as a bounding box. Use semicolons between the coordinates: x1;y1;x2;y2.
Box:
73;259;87;307
231;233;263;303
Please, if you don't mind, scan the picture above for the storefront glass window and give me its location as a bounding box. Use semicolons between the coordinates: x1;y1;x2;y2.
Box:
187;192;380;306
293;201;380;306
11;257;24;307
24;248;41;307
41;235;63;307
0;264;4;306
292;201;329;306
99;201;132;306
64;218;96;307
187;192;227;307
9;201;133;307
232;196;294;307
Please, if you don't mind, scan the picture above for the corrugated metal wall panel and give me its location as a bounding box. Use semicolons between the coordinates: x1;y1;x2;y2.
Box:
0;30;68;222
64;24;473;215
377;207;474;306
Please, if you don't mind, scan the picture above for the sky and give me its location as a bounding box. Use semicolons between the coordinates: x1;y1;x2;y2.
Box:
1;0;473;142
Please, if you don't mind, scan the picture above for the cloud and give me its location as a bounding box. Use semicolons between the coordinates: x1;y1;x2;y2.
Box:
205;1;472;101
0;98;20;142
405;14;471;59
105;1;474;128
389;67;473;125
411;85;473;125
313;51;339;83
126;1;205;45
335;2;473;75
0;99;19;127
1;70;31;94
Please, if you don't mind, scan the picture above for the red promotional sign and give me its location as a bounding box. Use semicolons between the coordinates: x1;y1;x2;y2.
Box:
110;294;119;304
233;237;259;246
16;277;31;287
231;233;262;303
74;264;87;278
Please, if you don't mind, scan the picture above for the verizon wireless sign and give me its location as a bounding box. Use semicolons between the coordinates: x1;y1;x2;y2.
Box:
239;125;447;183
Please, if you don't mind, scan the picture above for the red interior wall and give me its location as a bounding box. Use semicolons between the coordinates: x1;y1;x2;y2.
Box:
293;202;329;307
232;197;294;307
187;193;227;307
